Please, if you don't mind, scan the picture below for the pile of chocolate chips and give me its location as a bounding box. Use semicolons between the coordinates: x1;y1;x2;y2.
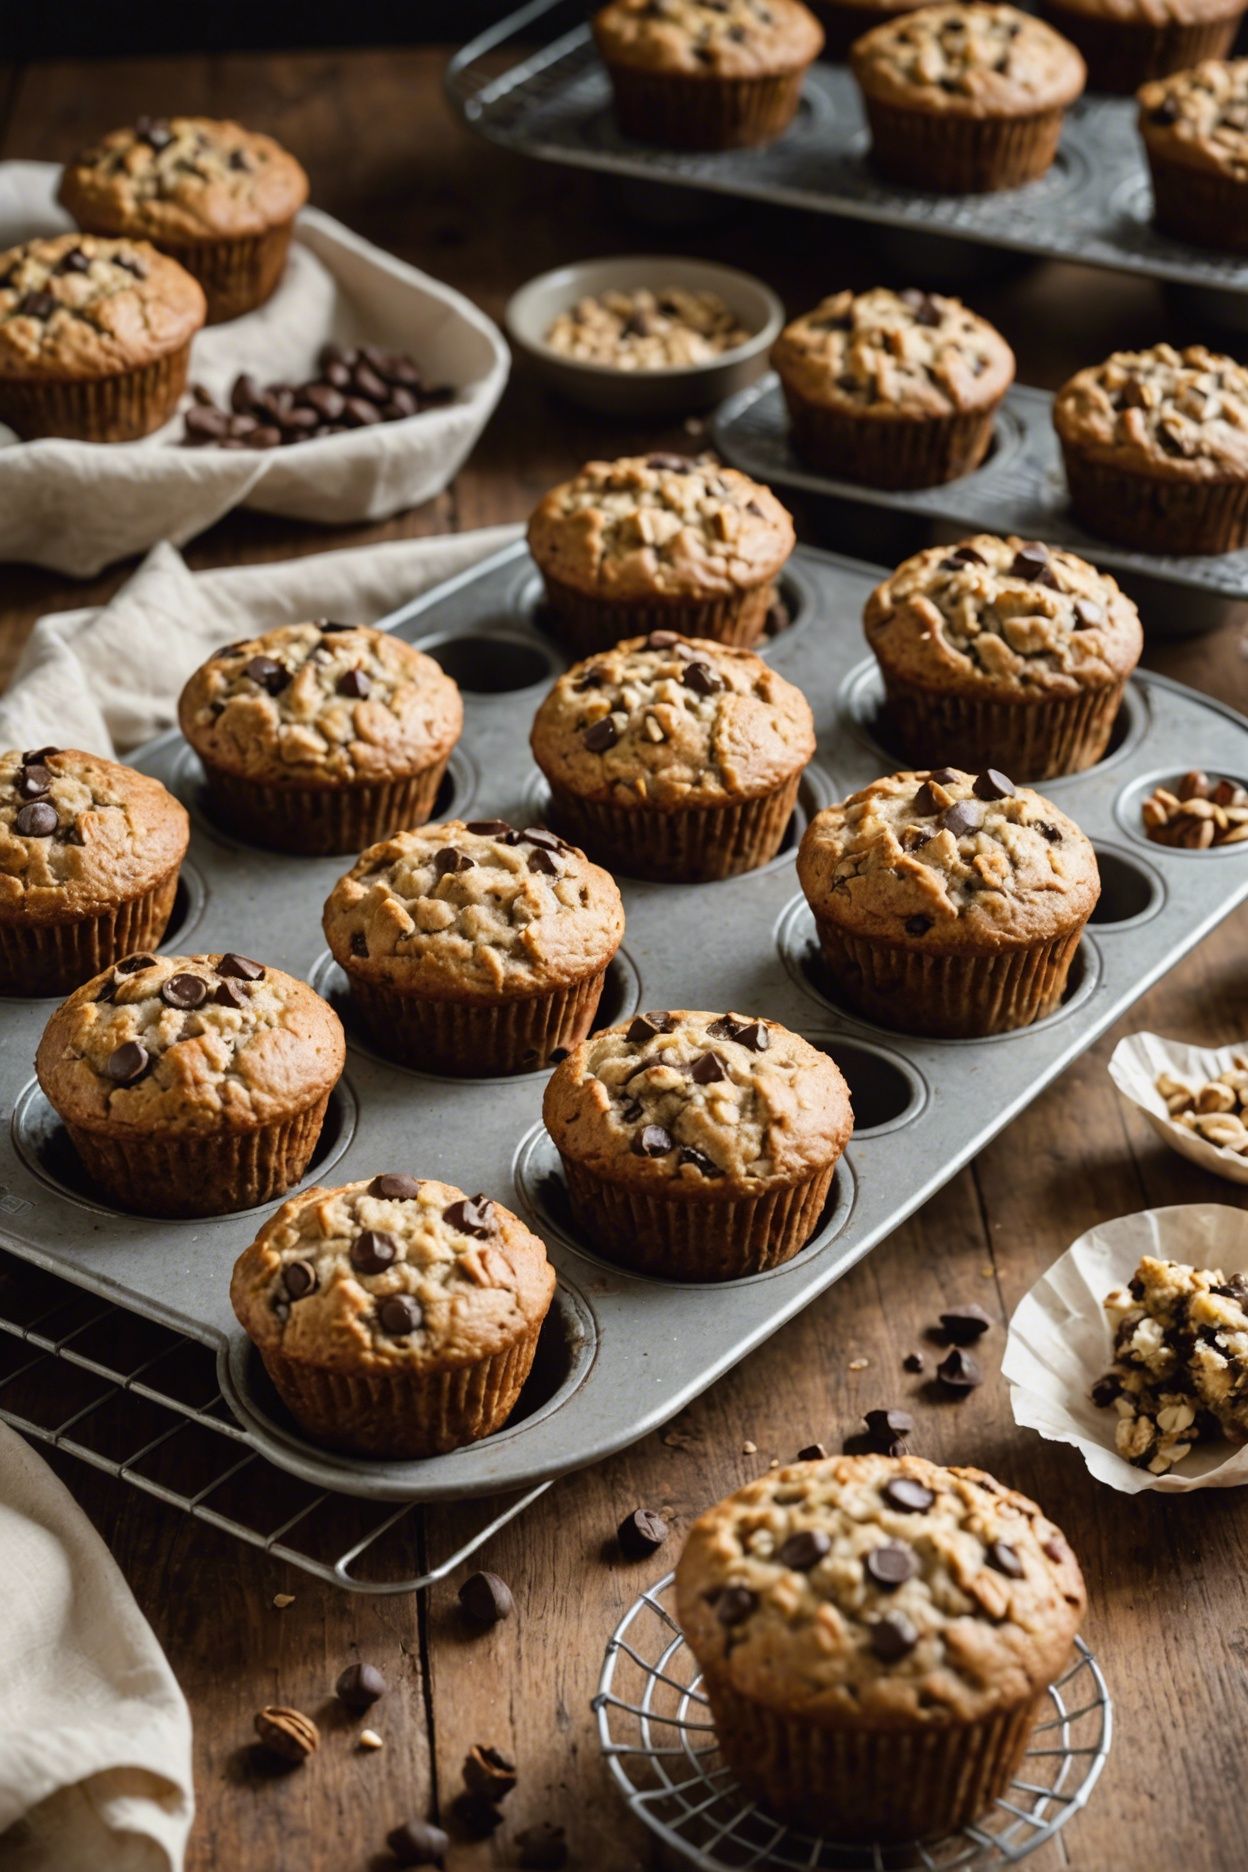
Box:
180;343;454;450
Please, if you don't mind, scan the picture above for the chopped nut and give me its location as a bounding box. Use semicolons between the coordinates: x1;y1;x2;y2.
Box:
254;1706;319;1763
848;1357;869;1371
272;1592;295;1608
1142;771;1248;849
357;1728;384;1750
741;1440;758;1454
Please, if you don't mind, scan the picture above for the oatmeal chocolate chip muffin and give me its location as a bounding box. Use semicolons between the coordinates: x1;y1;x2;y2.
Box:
528;454;795;656
543;1009;852;1279
593;0;825;149
1053;343;1248;555
850;4;1087;192
59;116;309;323
864;536;1143;780
36;952;345;1217
230;1174;556;1459
1139;60;1248;251
530;632;815;881
797;767;1100;1037
323;819;625;1076
0;748;189;998
0;232;204;442
178;621;463;856
675;1454;1086;1841
771;287;1016;489
1040;0;1244;95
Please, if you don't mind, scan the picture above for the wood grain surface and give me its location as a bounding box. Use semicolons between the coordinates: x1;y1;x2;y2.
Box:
1;43;1246;1872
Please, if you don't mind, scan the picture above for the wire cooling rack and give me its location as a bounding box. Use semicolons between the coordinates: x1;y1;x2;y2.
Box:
0;1248;547;1594
594;1574;1112;1871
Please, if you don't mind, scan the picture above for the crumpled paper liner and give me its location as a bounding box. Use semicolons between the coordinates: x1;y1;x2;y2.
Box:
1003;1203;1248;1494
1108;1031;1248;1188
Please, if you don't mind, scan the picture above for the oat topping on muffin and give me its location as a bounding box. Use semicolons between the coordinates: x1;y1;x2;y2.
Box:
593;0;825;76
58;117;309;243
544;286;750;369
1053;344;1248;478
0;748;188;910
1140;58;1248;176
771;288;1015;418
851;4;1087;108
0;233;204;379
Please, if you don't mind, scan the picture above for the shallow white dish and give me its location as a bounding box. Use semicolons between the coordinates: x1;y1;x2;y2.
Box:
505;253;783;417
1108;1031;1248;1188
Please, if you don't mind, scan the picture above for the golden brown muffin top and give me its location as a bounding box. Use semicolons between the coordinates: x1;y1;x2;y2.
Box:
851;5;1087;116
593;0;824;78
1053;343;1248;483
59;116;309;244
1139;61;1248;182
0;233;204;383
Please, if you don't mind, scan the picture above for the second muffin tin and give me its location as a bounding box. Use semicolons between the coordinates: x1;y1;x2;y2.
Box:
0;539;1244;1503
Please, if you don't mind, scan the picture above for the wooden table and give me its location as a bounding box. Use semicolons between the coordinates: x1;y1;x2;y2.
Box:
2;44;1246;1872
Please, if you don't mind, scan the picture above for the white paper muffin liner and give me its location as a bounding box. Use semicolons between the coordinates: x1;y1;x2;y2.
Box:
1107;1031;1248;1188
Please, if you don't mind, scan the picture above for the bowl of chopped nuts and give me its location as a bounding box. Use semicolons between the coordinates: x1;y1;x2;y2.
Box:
1109;1032;1248;1186
505;255;784;417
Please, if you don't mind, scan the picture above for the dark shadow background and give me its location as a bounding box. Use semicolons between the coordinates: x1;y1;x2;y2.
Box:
8;1;537;57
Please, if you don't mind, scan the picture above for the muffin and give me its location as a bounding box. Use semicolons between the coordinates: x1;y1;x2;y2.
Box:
59;116;309;323
1053;344;1248;555
771;287;1016;489
528;454;796;657
230;1174;556;1459
675;1454;1087;1841
810;0;928;60
178;621;463;857
0;233;204;442
592;0;825;150
543;1009;853;1280
1;747;189;997
1040;0;1244;94
530;632;815;882
850;4;1087;193
797;768;1100;1037
863;536;1144;779
36;952;344;1218
1139;60;1248;251
322;820;625;1076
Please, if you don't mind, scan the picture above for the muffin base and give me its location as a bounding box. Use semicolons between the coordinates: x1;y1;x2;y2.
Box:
1039;3;1239;93
159;221;295;323
779;379;1001;489
539;572;778;657
876;676;1127;782
0;343;192;442
546;774;801;883
811;919;1085;1038
0;865;181;999
198;757;450;857
861;98;1068;193
601;62;810;150
344;967;611;1076
1146;153;1248;255
1059;445;1248;556
559;1154;835;1280
252;1321;544;1458
61;1093;331;1218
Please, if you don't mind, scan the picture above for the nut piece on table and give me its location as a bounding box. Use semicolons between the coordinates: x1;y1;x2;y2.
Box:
1141;771;1248;850
253;1704;320;1763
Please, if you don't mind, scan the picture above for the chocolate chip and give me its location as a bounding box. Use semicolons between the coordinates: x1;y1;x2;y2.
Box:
776;1529;831;1571
243;655;289;695
433;847;474;877
160;971;207;1010
21;746;58;764
387;1817;449;1866
942;801;984;839
337;668;372;699
987;1540;1023;1578
458;1570;514;1625
911;781;941;816
864;1407;914;1449
681;660;723;697
1149;97;1180;125
900;288;941;327
796;1442;828;1460
870;1612;919;1662
115;255;147;279
528;847;558;876
379;1294;423;1335
647;630;680;648
517;1822;568;1870
213;979;247;1009
465;819;512;837
15;291;57;320
707;1015;768;1052
522;827;566;852
941;544;986;568
116;954;156;974
1090;1373;1121;1408
633;1125;672;1157
217;953;264;980
452;1791;503;1838
883;1478;934;1514
645;453;693;472
1034;820;1063;844
904;914;932;936
443;1195;495;1238
678;1145;722;1178
351;1229;399;1274
1073;599;1102;630
973;769;1015;801
336;1661;386;1710
16;764;53;799
582;717;618;753
1042;1536;1067;1563
627;1012;675;1042
690;1050;725;1084
184;404;230;441
936;1347;983;1392
136;115;174;150
939;1303;992;1343
903;1351;924;1373
14;801;57;837
712;1585;756;1626
283;1260;318;1299
1009;542;1056;585
370;1173;423;1200
56;248;90;274
865;1541;918;1588
618;1508;669;1559
96;980;117;1004
104;1040;149;1085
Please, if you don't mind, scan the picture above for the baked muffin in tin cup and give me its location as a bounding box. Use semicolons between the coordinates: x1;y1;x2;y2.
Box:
230;1174;556;1458
36;951;344;1217
323;819;625;1077
864;536;1143;780
528;454;796;657
178;621;463;857
530;632;815;883
59;116;309;323
1039;0;1243;94
543;1009;853;1281
850;4;1087;193
1;747;189;997
675;1453;1087;1842
1138;60;1248;251
0;233;204;442
771;287;1016;490
1053;343;1248;555
593;0;825;150
797;768;1100;1038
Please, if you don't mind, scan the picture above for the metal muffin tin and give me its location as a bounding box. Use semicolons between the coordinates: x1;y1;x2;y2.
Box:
0;539;1245;1505
445;0;1248;306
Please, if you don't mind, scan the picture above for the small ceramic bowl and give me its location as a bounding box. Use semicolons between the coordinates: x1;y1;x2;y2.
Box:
505;254;784;417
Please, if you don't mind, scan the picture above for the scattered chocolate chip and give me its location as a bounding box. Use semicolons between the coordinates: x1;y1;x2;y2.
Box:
458;1571;514;1626
243;654;289;695
865;1540;918;1588
582;717;619;753
370;1173;423;1200
517;1821;568;1869
217;953;264;980
712;1585;757;1626
796;1442;828;1460
184;404;231;442
904;914;932;936
690;1050;726;1084
161;971;208;1010
351;1229;399;1274
627;1011;675;1042
681;660;722;697
883;1477;934;1514
903;1351;924;1373
864;1407;914;1449
463;1744;516;1803
986;1540;1024;1578
185;348;452;449
973;769;1015;801
337;668;372;700
104;1040;149;1085
870;1611;919;1662
386;1818;449;1867
14;801;57;837
936;1347;983;1392
942;801;984;839
452;1791;504;1838
633;1124;672;1157
618;1508;669;1559
443;1195;495;1238
378;1294;423;1335
283;1259;318;1299
777;1529;831;1571
939;1303;992;1343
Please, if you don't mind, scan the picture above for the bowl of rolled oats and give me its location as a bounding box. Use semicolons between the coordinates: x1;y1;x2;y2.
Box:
1108;1031;1248;1187
505;254;783;416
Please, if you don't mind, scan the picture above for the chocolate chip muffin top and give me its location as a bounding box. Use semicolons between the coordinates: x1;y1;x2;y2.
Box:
772;288;1015;420
0;233;204;383
543;1010;853;1190
797;768;1100;948
851;5;1087;116
592;0;825;79
530;633;815;811
675;1455;1086;1726
230;1175;555;1375
527;455;795;603
1054;344;1248;482
1139;61;1248;182
864;536;1143;699
178;622;463;789
59;116;309;245
36;952;344;1136
0;748;188;924
322;820;625;999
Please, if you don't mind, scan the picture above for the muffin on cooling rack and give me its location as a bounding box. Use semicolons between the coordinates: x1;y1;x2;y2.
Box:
1138;60;1248;252
0;747;188;997
36;951;344;1217
231;1173;556;1459
1039;0;1244;95
675;1453;1087;1841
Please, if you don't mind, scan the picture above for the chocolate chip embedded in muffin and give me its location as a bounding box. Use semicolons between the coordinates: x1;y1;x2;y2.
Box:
1138;61;1248;253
